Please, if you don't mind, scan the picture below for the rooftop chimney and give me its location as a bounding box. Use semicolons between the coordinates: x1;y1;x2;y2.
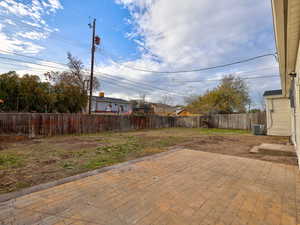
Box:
99;92;104;98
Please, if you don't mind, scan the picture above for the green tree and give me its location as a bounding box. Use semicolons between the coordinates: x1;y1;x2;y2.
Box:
0;53;96;113
44;52;99;113
54;84;88;113
0;72;56;112
0;71;19;111
248;108;261;113
186;75;250;114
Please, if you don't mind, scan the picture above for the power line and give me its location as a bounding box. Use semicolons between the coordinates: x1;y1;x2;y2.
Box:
0;49;69;68
96;71;186;96
0;51;187;95
100;78;157;96
100;50;277;74
0;49;279;90
0;61;52;73
228;66;279;75
0;61;164;96
0;61;280;102
172;74;279;83
0;58;279;85
0;65;179;97
99;49;279;78
0;58;186;96
0;58;279;97
100;79;149;96
0;56;67;70
97;73;188;97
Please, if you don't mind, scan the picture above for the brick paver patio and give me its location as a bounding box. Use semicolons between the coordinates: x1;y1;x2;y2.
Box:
0;149;299;225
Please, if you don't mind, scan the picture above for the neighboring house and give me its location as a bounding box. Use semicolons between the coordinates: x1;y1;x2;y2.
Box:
150;103;176;116
174;108;203;117
176;109;192;117
91;93;132;114
271;0;300;166
133;105;154;115
263;89;291;136
130;100;154;115
130;101;175;116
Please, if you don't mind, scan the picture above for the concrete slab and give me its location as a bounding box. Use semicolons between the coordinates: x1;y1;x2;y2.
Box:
250;143;297;157
0;149;299;225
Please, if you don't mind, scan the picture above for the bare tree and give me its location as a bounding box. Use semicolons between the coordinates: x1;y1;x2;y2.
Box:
256;91;266;111
139;93;147;103
159;94;174;105
184;94;198;105
45;52;99;93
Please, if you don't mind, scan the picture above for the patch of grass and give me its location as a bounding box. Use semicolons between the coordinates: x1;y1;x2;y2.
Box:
61;161;75;169
84;137;143;169
15;181;30;190
84;156;119;169
148;136;185;148
0;154;23;169
197;128;249;134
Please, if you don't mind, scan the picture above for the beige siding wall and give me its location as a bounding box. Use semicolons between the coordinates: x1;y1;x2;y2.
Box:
293;46;300;164
266;97;291;136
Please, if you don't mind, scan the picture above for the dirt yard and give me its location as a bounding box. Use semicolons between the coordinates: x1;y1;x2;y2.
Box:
0;128;295;194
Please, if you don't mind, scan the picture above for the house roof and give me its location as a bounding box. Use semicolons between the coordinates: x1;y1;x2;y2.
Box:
176;108;186;114
92;96;129;104
263;89;283;96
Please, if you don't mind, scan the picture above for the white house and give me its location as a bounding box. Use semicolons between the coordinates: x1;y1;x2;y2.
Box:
271;0;300;167
91;93;132;115
264;89;291;136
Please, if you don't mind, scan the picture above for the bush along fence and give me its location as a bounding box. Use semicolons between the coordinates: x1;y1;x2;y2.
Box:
0;112;265;137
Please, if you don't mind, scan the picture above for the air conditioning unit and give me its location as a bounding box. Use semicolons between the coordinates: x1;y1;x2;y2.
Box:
252;124;265;135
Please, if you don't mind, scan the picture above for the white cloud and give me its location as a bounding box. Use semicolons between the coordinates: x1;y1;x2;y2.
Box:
0;25;44;53
0;0;63;19
21;20;42;28
48;0;63;10
3;18;15;25
117;0;273;68
17;31;48;40
97;0;278;105
0;0;63;55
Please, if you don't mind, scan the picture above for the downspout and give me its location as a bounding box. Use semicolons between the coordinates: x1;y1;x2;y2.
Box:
266;99;274;130
290;72;297;144
283;0;288;97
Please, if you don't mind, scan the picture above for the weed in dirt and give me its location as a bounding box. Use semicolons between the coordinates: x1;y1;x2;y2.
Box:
151;137;183;147
0;154;23;169
85;137;143;169
197;128;249;134
15;181;30;190
61;162;75;169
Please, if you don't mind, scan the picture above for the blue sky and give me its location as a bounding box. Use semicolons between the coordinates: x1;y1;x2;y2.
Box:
0;0;280;107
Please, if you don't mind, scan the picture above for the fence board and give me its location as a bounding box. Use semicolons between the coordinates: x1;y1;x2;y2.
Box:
209;112;265;130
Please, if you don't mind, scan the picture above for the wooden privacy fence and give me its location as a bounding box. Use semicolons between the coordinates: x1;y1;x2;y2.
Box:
0;113;177;137
209;112;266;130
0;112;265;137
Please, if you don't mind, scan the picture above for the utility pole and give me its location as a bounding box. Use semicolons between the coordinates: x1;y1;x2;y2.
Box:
88;18;96;115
